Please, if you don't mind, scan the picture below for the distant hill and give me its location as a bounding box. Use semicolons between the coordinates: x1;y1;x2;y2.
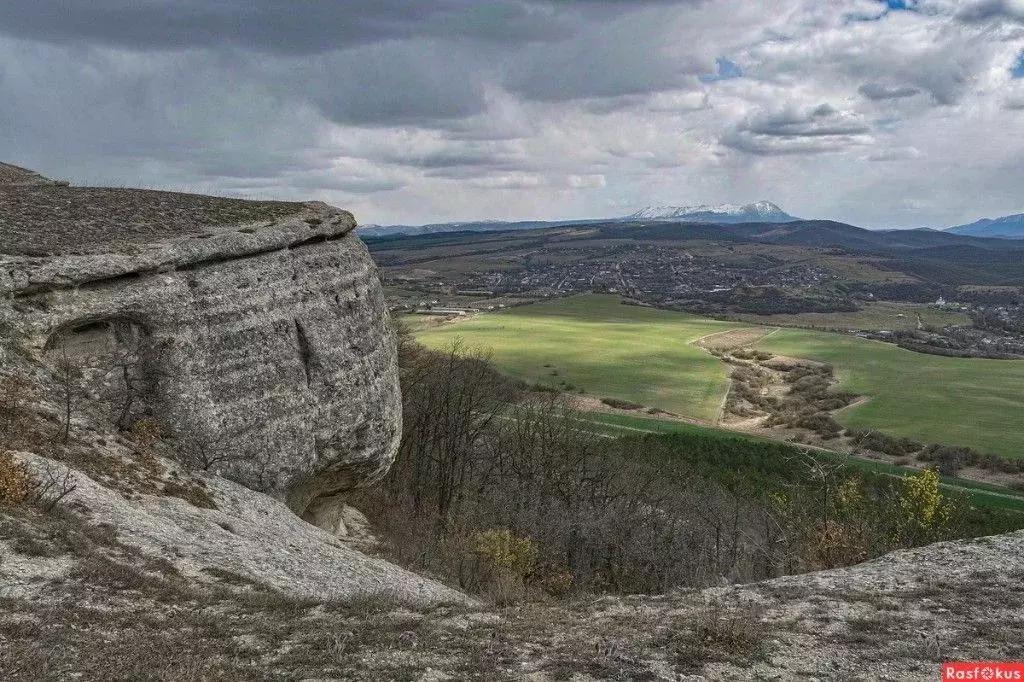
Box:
368;216;1024;288
626;201;797;223
946;213;1024;239
594;218;1017;251
359;201;798;237
358;218;593;237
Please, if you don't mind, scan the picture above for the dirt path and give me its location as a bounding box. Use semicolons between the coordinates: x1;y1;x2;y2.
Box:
567;394;713;427
691;326;781;423
693;326;778;351
832;395;871;415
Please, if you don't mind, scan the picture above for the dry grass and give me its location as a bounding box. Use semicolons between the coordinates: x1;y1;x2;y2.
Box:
664;599;770;673
0;163;47;185
0;184;304;256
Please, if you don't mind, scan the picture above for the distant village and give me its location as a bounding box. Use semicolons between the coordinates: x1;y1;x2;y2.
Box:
380;243;1024;359
385;243;842;317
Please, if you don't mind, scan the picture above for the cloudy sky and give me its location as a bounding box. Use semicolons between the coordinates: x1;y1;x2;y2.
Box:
1;0;1022;228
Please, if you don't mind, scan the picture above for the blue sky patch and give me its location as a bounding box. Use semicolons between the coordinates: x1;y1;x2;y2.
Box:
700;57;742;84
847;0;914;23
1013;52;1024;79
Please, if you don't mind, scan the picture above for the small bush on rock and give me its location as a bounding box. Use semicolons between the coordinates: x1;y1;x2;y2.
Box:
0;450;32;505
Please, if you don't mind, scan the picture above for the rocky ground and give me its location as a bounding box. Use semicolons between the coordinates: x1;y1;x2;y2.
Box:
2;444;1022;681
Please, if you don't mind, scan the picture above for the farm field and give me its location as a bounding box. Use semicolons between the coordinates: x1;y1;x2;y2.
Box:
414;294;1024;461
731;301;970;332
414;294;745;421
756;328;1024;458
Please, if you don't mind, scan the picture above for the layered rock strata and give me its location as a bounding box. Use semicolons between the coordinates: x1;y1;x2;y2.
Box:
0;171;401;515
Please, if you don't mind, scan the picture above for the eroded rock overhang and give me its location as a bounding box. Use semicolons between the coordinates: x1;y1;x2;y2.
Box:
0;204;403;516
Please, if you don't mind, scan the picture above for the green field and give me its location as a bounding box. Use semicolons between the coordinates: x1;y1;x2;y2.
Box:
415;294;744;421
732;301;970;332
415;293;1024;460
756;328;1024;458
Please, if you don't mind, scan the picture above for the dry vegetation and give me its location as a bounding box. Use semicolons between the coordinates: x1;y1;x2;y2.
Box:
348;327;1008;606
711;342;1024;483
0;184;305;256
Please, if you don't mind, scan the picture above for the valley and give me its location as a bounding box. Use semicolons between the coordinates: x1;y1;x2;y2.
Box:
414;294;741;421
373;215;1024;496
412;293;1024;493
368;217;1024;359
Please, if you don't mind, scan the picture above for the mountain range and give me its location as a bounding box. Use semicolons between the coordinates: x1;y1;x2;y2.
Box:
945;213;1024;239
359;201;1024;239
359;201;798;236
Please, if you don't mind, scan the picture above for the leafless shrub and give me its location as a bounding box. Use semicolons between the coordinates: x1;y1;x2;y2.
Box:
26;459;78;512
669;599;768;672
0;452;76;512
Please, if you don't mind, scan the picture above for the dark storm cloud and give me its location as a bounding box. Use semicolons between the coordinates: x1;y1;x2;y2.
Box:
0;1;449;53
955;0;1024;24
722;104;872;156
0;1;694;53
308;41;488;125
392;147;523;171
0;0;708;125
859;82;921;100
0;37;333;188
382;144;528;176
504;7;710;101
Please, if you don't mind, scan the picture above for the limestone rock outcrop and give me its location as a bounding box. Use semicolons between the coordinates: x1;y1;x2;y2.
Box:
6;451;465;605
0;169;401;515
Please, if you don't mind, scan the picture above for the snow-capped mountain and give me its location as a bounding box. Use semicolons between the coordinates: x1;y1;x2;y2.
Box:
945;213;1024;239
625;201;798;223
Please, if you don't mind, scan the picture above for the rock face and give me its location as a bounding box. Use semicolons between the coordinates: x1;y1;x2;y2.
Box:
7;451;466;605
0;170;401;515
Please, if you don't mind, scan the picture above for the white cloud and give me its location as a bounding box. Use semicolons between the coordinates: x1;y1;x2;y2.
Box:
467;173;544;189
566;174;606;188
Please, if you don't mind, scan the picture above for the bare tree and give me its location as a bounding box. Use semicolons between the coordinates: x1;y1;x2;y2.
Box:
176;427;246;472
394;339;518;526
99;326;170;431
52;342;83;444
0;372;35;449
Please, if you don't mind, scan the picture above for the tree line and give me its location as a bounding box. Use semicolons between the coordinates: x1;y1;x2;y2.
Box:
350;323;1021;602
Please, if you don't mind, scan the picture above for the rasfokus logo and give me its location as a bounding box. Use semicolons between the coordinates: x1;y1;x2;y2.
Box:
944;663;1024;681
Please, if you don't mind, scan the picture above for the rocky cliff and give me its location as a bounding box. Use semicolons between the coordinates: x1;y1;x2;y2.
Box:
0;169;401;516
